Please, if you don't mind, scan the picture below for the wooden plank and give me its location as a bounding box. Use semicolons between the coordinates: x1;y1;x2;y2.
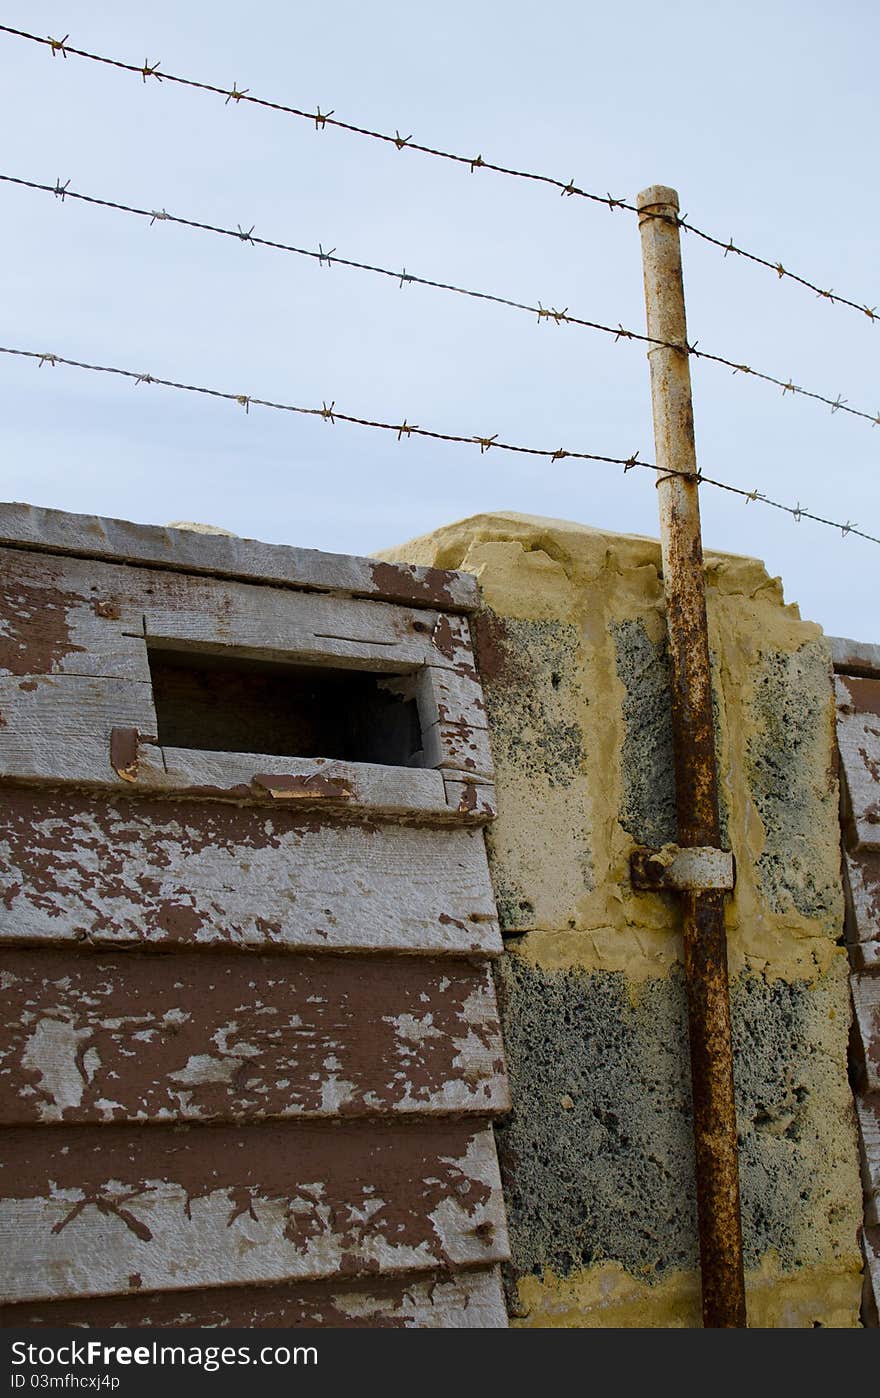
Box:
383;665;488;732
442;776;497;823
864;1225;880;1326
830;636;880;679
856;1092;880;1227
132;746;454;818
836;675;880;850
852;975;880;1095
843;849;880;953
0;1265;508;1328
0;1120;509;1303
143;579;466;674
0;547;148;680
0;789;503;955
851;944;880;973
0;676;157;784
0;534;479;678
421;719;494;780
0;950;509;1124
0;502;479;612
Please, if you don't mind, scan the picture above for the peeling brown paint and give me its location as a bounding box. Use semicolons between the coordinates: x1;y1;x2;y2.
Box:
431;615;459;662
0;788;500;953
0;1267;504;1328
469;610;518;686
0;524;507;1319
458;784;478;814
0;950;508;1123
0;1119;504;1286
368;560;458;611
0;572;87;675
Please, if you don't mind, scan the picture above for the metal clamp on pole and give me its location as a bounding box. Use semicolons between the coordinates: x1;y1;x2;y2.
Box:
630;844;736;894
636;184;747;1328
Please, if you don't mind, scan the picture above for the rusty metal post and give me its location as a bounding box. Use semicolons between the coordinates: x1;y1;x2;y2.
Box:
636;184;747;1327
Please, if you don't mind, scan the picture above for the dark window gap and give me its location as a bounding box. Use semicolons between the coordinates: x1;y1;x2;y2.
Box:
147;646;423;767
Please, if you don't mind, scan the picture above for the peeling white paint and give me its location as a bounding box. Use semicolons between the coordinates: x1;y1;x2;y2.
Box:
21;1016;93;1121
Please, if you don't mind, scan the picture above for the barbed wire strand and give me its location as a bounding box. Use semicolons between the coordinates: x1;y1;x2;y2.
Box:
1;24;875;326
5;173;878;430
2;342;875;545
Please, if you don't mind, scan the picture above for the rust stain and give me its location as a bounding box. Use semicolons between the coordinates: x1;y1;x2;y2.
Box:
252;773;355;801
92;599;121;621
438;913;467;931
110;727;139;782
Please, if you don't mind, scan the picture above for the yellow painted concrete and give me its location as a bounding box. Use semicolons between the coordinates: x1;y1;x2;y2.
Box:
513;1256;862;1328
378;511;843;985
379;511;864;1328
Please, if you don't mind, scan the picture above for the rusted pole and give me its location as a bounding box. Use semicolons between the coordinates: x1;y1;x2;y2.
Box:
636;184;747;1327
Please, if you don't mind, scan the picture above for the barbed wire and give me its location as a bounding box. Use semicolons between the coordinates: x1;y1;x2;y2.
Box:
5;172;878;430
1;341;875;546
1;23;875;326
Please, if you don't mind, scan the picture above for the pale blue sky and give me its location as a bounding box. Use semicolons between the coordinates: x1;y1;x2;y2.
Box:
2;1;877;637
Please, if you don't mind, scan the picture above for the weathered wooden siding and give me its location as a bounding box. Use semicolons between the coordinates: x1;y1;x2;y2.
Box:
0;546;489;800
0;789;501;954
833;639;880;1324
0;950;508;1123
0;502;480;612
0;1122;508;1303
0;1266;508;1328
0;507;509;1327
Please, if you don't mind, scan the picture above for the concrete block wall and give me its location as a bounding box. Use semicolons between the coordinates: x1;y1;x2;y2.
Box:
379;511;863;1327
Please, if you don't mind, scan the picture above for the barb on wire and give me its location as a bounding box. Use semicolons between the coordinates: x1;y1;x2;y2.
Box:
1;23;875;323
678;216;878;322
0;340;876;547
3;169;877;431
